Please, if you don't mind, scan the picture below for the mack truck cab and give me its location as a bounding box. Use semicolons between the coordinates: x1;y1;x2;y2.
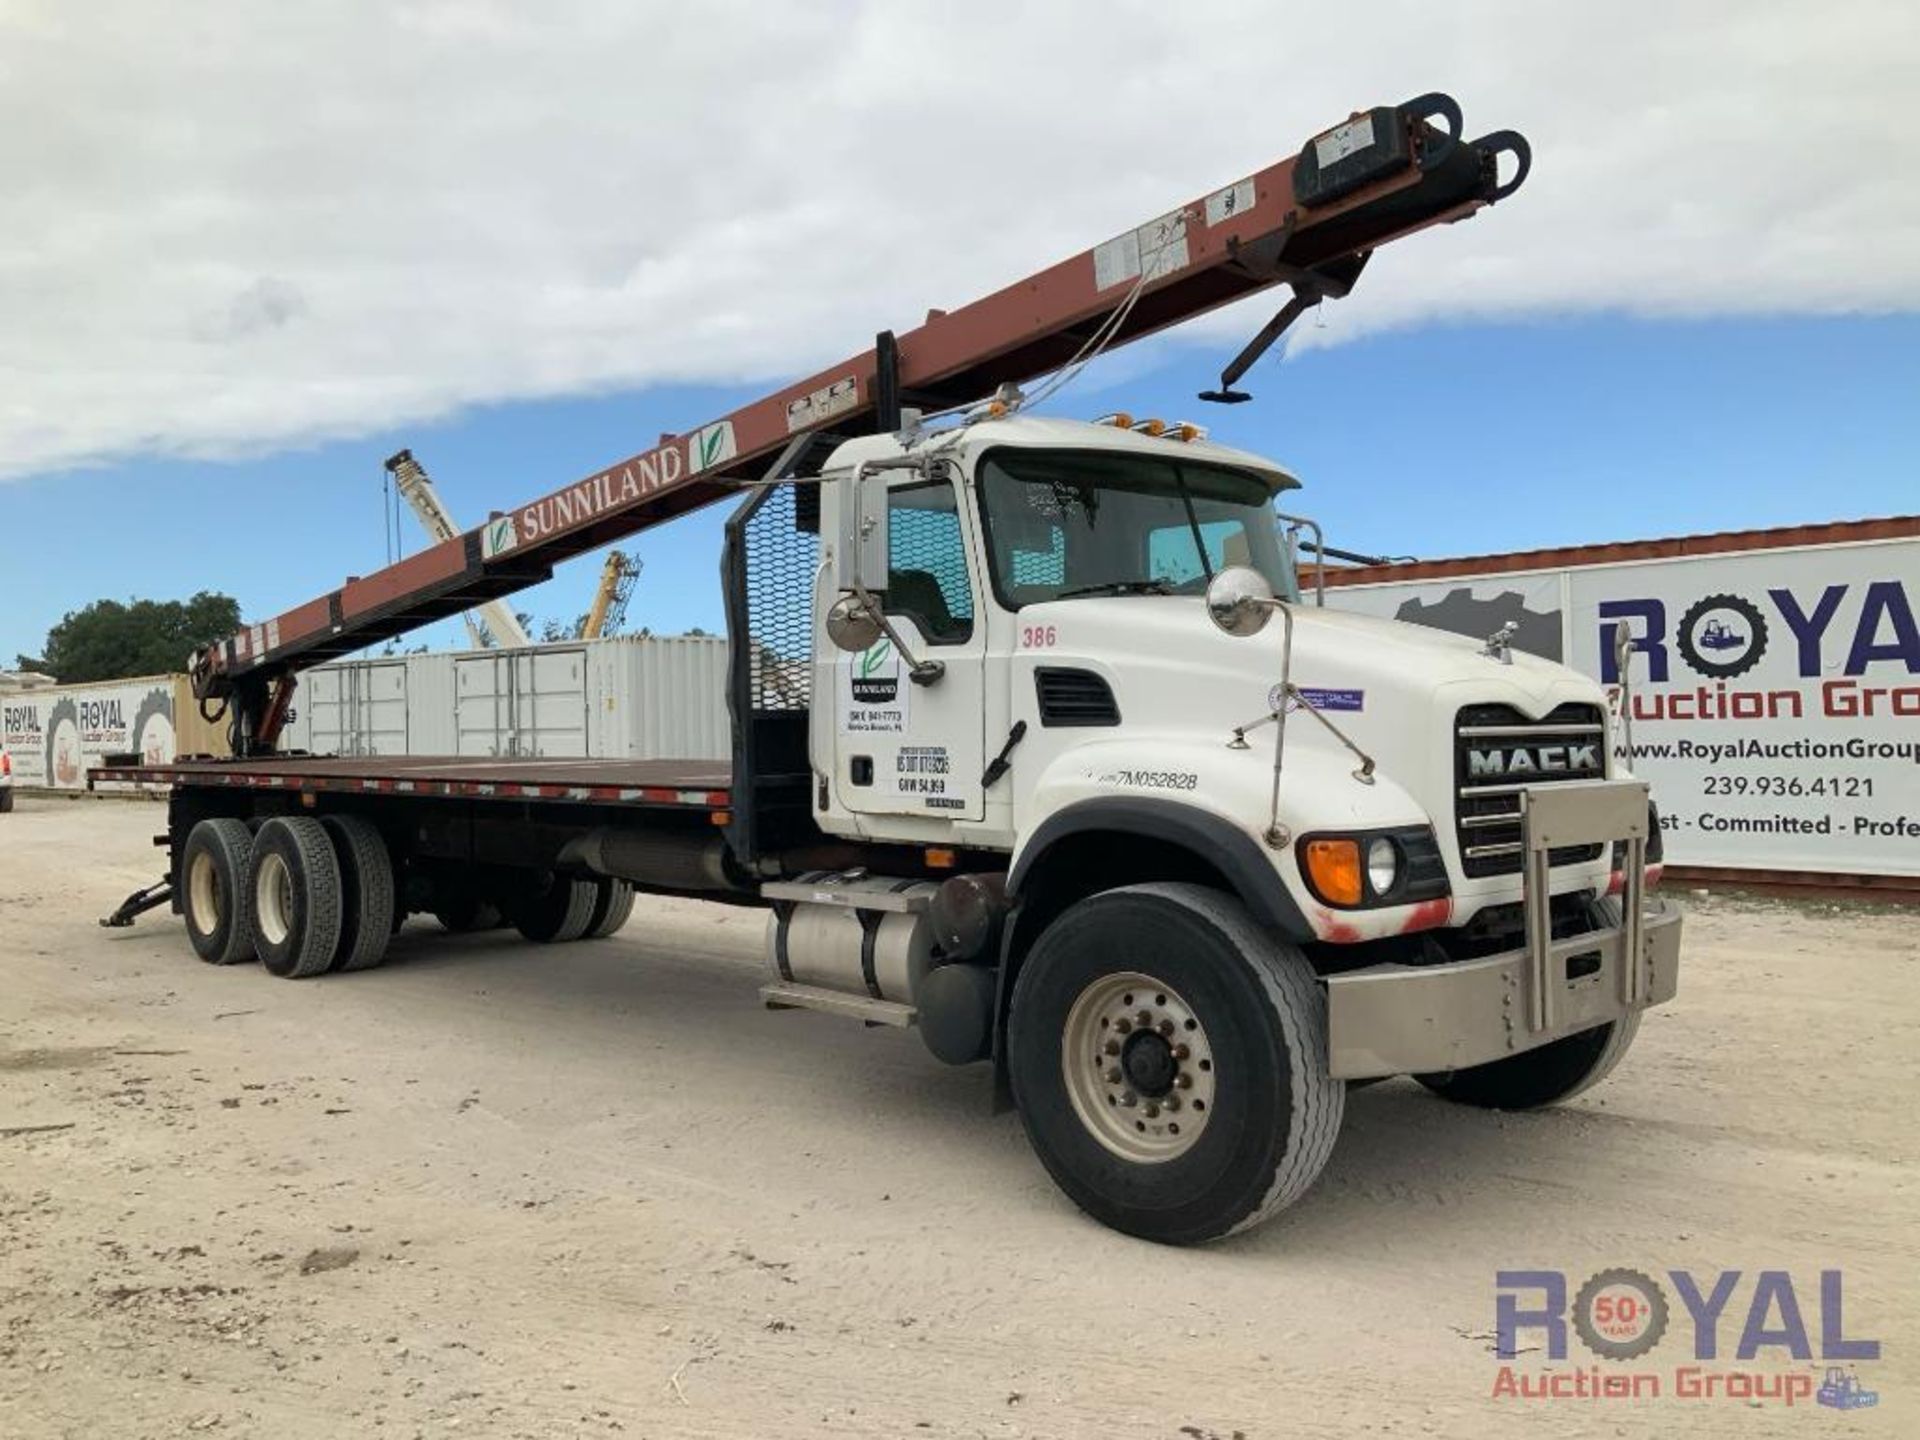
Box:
736;408;1681;1241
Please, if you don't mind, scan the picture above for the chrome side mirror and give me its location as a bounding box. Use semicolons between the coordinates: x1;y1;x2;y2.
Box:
1205;566;1279;637
835;464;891;597
824;594;884;653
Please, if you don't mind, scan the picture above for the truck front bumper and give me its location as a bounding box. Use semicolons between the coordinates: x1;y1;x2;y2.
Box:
1323;778;1681;1080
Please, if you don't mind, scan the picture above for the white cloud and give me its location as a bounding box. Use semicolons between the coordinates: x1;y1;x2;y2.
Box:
2;0;1915;480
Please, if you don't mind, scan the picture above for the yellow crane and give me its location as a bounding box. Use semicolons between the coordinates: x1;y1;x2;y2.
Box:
581;550;640;640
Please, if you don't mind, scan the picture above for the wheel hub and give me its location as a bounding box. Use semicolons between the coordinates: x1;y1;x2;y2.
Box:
1061;972;1217;1164
1121;1030;1177;1097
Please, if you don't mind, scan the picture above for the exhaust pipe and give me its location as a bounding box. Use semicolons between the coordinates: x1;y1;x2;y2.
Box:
558;828;734;893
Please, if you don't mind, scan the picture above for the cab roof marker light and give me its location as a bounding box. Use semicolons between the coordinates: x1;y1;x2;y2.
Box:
1093;412;1133;429
1130;417;1168;436
1170;421;1208;442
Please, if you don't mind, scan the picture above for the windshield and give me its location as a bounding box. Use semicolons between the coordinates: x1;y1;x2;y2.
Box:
976;448;1300;608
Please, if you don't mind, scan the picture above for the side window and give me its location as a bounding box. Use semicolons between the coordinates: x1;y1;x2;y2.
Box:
888;481;975;644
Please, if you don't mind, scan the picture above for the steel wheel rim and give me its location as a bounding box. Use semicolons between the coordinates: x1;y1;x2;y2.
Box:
1062;970;1216;1164
187;850;221;934
255;851;293;947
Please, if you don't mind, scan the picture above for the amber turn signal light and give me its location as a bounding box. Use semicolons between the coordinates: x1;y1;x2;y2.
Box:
1301;838;1363;907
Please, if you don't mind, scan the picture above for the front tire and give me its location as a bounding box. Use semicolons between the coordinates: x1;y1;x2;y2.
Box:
1415;1012;1641;1110
1415;897;1642;1109
1007;883;1344;1245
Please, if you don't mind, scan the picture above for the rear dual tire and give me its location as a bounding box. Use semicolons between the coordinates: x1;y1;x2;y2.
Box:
182;815;396;977
434;892;502;934
513;875;599;943
321;815;396;973
583;878;636;939
182;818;256;965
250;817;343;979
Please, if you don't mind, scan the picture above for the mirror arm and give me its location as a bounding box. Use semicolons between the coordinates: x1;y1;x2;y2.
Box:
849;583;946;686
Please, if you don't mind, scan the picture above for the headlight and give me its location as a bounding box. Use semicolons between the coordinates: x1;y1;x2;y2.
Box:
1366;836;1399;895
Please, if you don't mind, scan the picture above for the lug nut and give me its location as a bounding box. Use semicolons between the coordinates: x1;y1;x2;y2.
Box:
1135;1010;1152;1028
1172;1043;1190;1061
1144;1103;1160;1118
1158;1019;1175;1036
1175;1073;1193;1090
1120;1092;1137;1108
1104;1038;1121;1056
1115;1018;1132;1034
1105;1068;1123;1085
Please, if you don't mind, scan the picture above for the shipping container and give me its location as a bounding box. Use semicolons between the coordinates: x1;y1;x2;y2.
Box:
279;635;728;761
170;675;237;761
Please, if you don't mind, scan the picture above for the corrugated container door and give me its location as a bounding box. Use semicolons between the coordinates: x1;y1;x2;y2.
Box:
402;653;457;756
306;666;350;754
515;647;588;757
455;654;509;755
590;636;731;762
362;661;409;755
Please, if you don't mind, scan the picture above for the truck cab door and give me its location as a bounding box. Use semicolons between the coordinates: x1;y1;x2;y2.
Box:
832;476;986;823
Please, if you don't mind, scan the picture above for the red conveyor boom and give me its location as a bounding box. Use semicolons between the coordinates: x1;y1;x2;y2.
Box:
198;93;1526;699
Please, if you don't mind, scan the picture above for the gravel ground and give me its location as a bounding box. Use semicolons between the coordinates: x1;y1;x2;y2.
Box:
0;794;1912;1438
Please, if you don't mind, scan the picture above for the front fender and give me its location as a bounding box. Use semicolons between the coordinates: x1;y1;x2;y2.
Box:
1008;795;1313;942
1015;736;1445;943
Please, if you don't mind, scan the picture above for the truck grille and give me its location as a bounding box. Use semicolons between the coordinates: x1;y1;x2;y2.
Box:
1453;702;1607;878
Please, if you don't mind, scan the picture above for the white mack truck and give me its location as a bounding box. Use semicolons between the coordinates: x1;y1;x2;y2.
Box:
95;92;1679;1243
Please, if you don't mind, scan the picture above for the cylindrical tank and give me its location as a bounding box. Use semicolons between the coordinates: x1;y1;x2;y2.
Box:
928;873;1008;961
764;877;938;1004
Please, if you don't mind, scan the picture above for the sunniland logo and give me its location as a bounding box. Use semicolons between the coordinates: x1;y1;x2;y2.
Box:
1491;1267;1880;1410
851;640;899;705
483;514;519;559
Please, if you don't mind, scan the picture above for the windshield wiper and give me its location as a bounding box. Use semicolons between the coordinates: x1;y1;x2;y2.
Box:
1056;578;1176;600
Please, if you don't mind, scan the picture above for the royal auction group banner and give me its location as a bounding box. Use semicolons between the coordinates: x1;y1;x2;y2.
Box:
1328;535;1919;877
2;677;177;790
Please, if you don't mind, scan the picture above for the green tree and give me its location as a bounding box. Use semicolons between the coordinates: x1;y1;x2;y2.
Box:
19;591;242;683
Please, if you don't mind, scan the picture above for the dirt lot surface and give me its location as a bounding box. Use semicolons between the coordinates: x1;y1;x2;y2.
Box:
1;795;1911;1438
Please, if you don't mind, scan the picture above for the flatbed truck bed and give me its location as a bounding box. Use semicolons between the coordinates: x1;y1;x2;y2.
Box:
94;755;731;811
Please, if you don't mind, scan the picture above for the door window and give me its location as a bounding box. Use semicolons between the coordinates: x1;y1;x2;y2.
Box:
887;481;974;644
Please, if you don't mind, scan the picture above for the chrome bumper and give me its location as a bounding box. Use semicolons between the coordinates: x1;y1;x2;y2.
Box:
1325;779;1681;1080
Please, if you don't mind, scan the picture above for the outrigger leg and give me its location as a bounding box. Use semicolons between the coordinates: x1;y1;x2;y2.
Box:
102;877;172;929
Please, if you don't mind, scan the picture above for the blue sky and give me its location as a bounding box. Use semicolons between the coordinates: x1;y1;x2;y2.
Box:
6;4;1916;669
6;311;1914;666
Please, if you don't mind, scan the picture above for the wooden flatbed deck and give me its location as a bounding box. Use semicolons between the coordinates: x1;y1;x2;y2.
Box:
90;755;732;809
